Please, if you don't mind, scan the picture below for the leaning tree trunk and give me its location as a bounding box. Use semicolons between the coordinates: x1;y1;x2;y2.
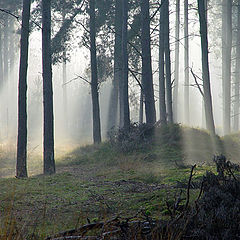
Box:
159;0;167;124
222;0;232;135
164;0;173;124
140;0;156;125
197;0;216;136
184;0;190;125
90;0;102;143
122;0;130;131
233;0;240;132
108;0;122;131
42;0;55;174
173;0;180;123
16;0;31;178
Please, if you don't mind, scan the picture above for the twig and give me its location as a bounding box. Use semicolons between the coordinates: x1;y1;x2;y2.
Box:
190;68;204;97
185;164;196;210
128;68;143;91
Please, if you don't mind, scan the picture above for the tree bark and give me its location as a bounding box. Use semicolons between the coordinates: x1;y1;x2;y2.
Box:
42;0;55;174
164;0;173;124
233;0;240;132
90;0;102;143
184;0;189;124
159;0;167;124
173;0;180;123
140;0;156;125
197;0;216;136
16;0;31;178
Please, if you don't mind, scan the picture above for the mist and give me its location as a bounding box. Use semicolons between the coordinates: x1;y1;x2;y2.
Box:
0;0;238;177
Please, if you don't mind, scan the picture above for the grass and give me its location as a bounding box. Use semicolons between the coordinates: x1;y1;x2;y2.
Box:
0;125;239;238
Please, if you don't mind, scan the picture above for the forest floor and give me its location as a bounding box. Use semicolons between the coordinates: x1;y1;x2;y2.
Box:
0;125;239;238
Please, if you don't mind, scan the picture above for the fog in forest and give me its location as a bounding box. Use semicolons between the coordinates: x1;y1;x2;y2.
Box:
0;0;237;176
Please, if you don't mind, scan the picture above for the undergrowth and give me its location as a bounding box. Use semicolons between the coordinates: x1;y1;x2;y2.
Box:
0;125;240;239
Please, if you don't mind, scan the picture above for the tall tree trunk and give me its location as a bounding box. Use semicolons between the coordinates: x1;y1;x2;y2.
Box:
42;0;55;174
173;0;180;123
164;0;173;124
159;0;167;124
201;0;208;129
122;0;130;131
140;0;156;125
233;0;240;132
62;54;68;131
197;0;216;136
184;0;189;124
16;0;31;178
90;0;102;143
62;10;68;133
108;0;122;131
222;0;232;135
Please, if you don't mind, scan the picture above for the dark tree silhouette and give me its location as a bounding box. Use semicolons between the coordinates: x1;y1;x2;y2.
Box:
140;0;156;125
90;0;102;143
16;0;31;178
164;0;173;124
42;0;55;174
159;0;167;124
197;0;216;136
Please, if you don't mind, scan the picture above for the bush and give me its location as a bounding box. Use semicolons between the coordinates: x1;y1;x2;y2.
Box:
108;123;155;152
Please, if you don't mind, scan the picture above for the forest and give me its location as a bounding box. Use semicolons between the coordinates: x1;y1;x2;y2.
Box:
0;0;240;239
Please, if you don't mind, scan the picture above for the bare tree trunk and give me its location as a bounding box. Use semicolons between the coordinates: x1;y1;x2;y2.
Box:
42;0;55;175
233;0;240;132
222;0;232;135
184;0;189;124
159;0;167;124
108;0;122;131
62;54;68;132
197;0;216;136
202;0;208;129
16;0;31;178
140;0;156;125
164;0;173;124
62;10;68;133
90;0;102;143
122;0;130;131
173;0;180;123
